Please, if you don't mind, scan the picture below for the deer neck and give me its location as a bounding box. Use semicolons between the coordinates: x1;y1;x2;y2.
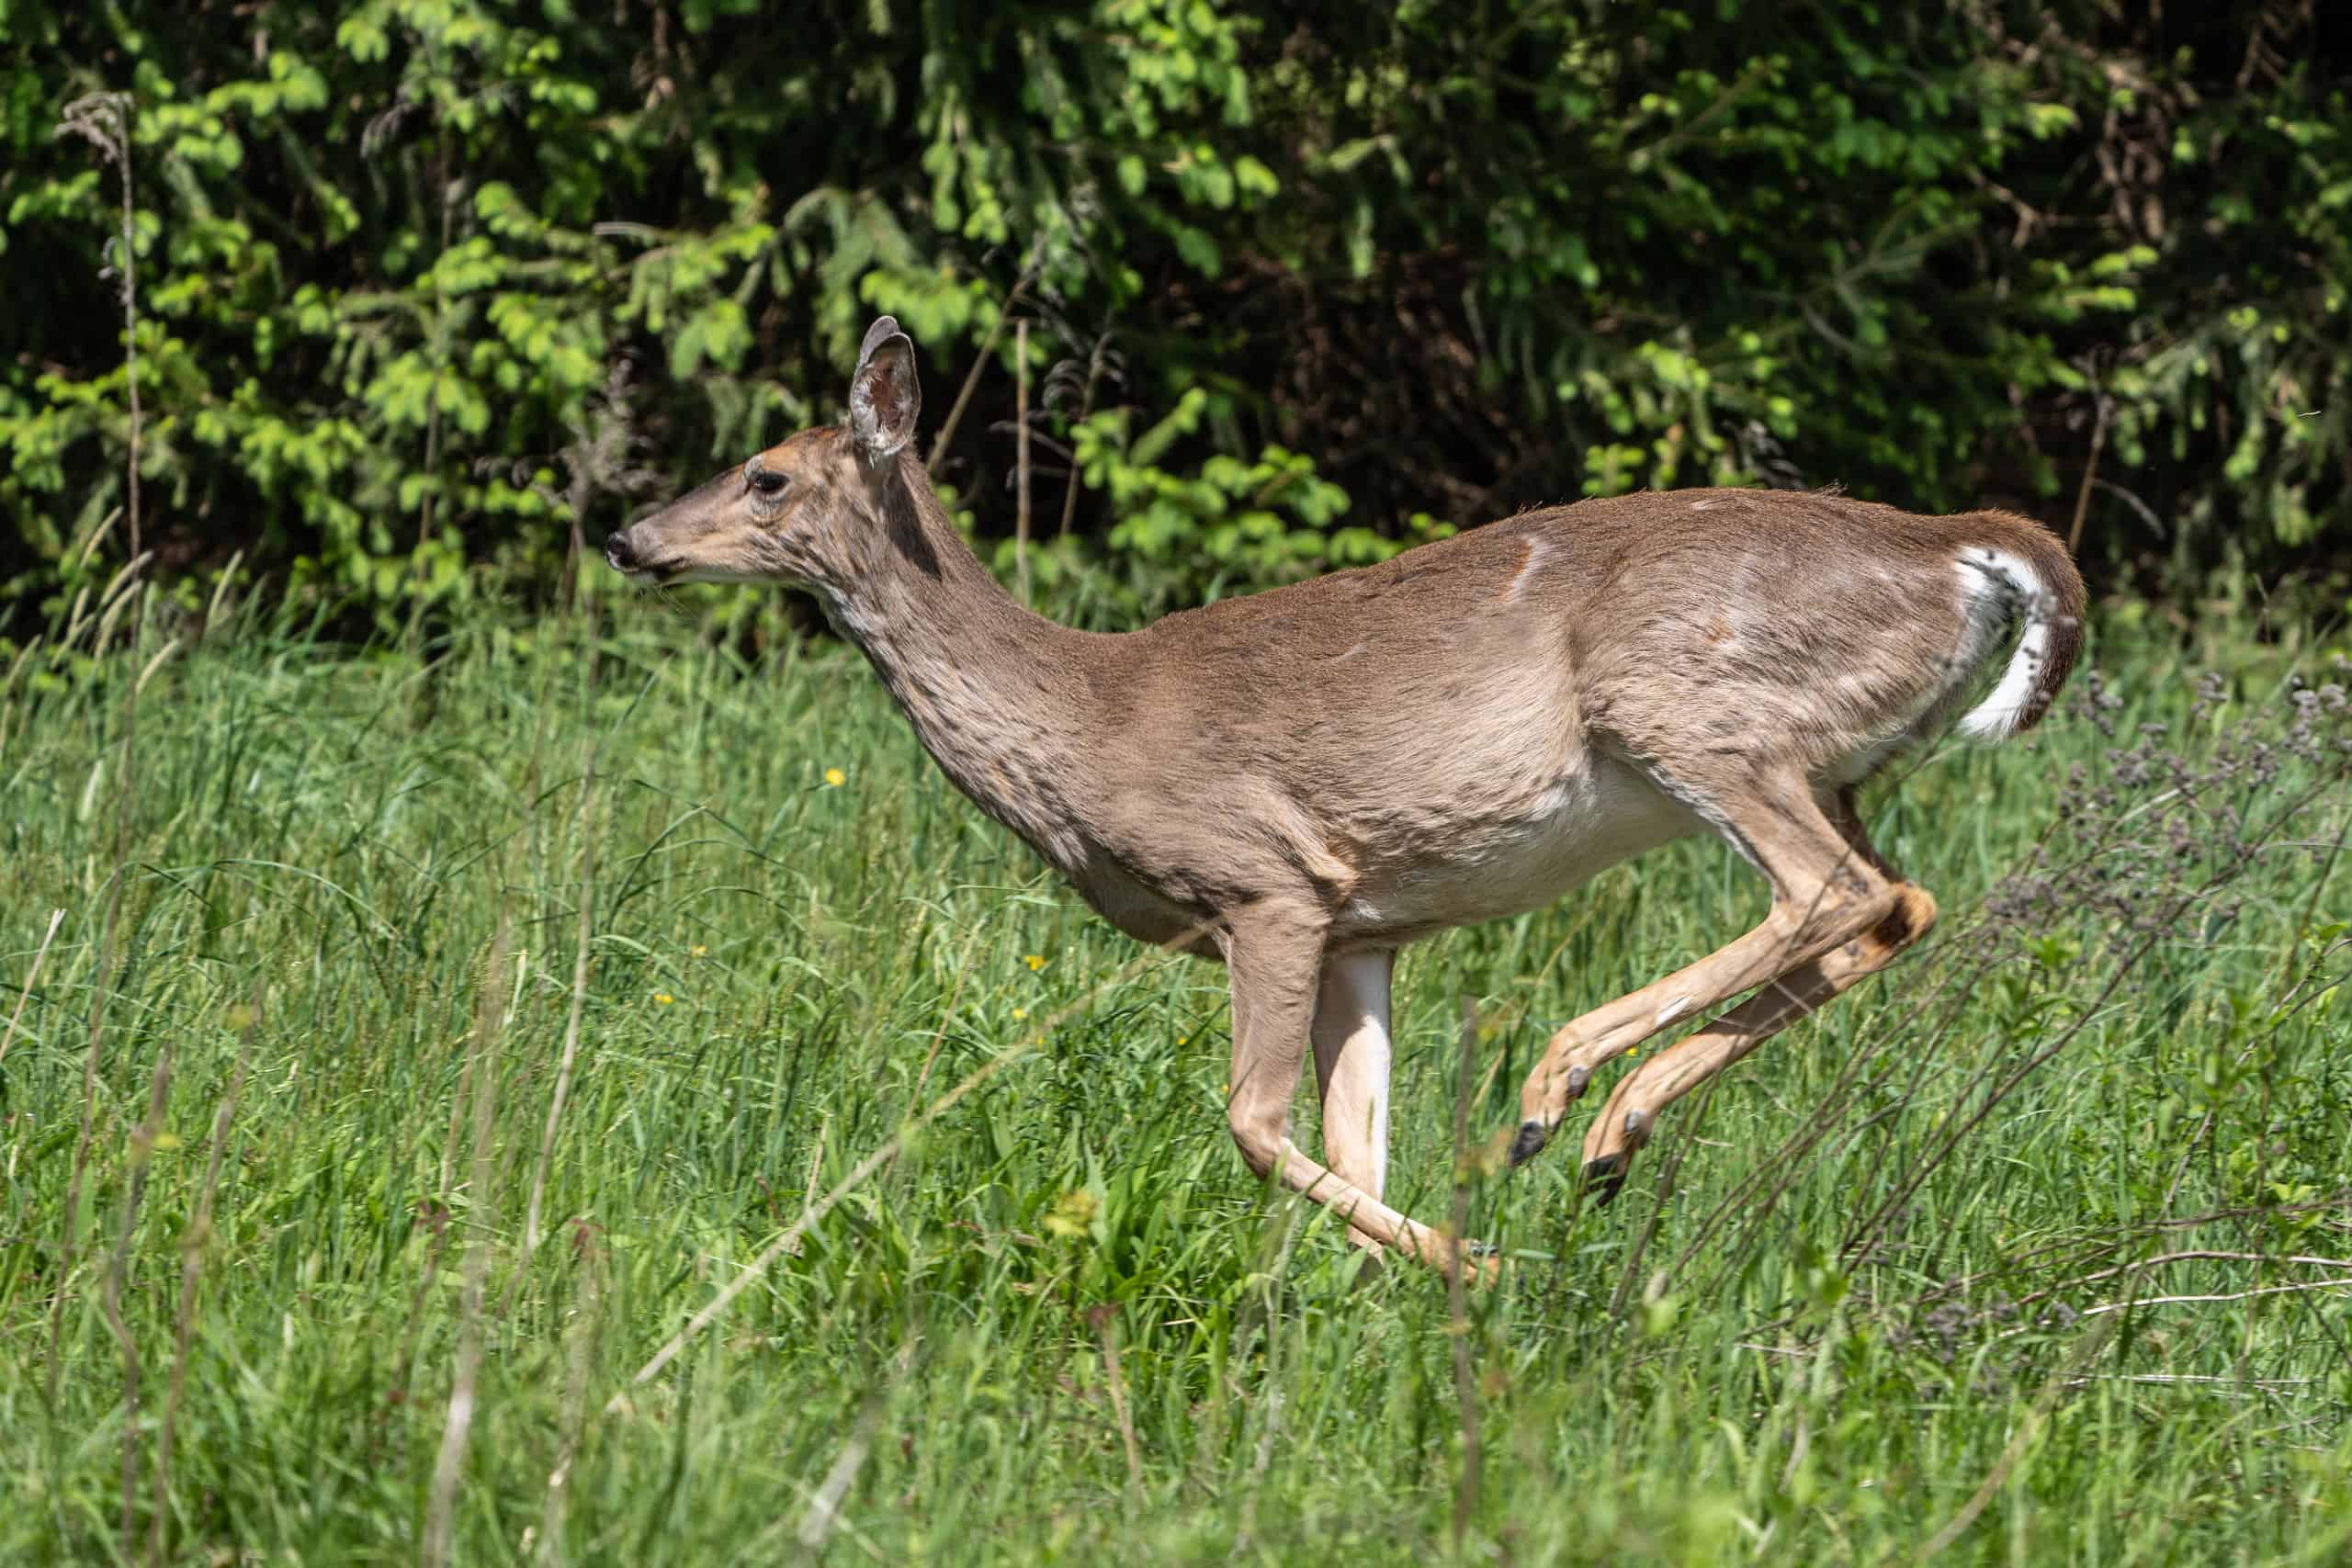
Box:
819;461;1105;875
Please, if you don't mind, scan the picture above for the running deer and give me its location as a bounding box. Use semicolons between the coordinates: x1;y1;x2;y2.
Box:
605;317;2086;1277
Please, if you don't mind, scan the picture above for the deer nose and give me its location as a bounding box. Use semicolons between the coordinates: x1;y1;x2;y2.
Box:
604;526;639;573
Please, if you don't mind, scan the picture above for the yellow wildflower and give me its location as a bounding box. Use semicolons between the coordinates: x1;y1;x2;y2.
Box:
654;992;674;1005
690;944;707;957
1012;1007;1027;1020
1024;953;1046;971
1043;1189;1099;1240
823;767;846;787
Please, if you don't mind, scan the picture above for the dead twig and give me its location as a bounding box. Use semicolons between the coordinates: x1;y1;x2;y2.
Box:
2067;382;2112;556
1994;1278;2352;1339
926;243;1046;476
0;909;64;1074
1014;318;1033;605
535;1221;605;1567
1089;1303;1144;1494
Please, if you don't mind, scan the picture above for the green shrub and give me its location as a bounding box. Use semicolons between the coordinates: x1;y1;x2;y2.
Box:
3;1;2346;642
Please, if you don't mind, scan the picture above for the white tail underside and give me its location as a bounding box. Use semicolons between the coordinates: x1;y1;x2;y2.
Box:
1953;547;2057;741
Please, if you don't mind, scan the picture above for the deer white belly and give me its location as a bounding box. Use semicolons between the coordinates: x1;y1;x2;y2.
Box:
1337;755;1701;940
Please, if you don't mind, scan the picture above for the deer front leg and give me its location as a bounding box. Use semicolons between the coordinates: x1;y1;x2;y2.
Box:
1224;904;1488;1280
1579;883;1937;1199
1311;949;1395;1252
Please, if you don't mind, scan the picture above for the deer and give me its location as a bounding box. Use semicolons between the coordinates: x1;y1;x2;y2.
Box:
605;316;2086;1280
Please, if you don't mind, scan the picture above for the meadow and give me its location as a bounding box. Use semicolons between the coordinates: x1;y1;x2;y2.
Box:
3;577;2348;1564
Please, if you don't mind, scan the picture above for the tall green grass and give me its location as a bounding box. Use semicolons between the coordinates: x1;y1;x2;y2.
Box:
4;581;2348;1564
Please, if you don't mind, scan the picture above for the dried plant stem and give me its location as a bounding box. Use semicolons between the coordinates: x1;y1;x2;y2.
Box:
2066;388;2111;557
2007;1277;2352;1331
796;1404;879;1551
0;908;64;1073
59;92;141;559
1091;1306;1143;1493
926;242;1045;475
406;162;459;650
424;922;514;1568
536;1229;605;1567
2065;1371;2313;1391
0;638;43;755
1057;333;1110;539
1014;318;1033;606
50;88;151;1421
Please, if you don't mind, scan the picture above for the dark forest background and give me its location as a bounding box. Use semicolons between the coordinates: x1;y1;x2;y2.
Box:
3;0;2345;636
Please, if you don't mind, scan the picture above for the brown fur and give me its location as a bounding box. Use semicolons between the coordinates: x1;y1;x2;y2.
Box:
606;319;2087;1278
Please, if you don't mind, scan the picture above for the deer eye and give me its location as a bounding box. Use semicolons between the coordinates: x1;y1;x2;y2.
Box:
748;466;789;497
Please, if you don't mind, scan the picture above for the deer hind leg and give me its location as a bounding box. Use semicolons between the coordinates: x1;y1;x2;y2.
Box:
1225;903;1490;1280
1311;949;1396;1252
1510;771;1901;1171
1578;878;1937;1199
1576;787;1934;1195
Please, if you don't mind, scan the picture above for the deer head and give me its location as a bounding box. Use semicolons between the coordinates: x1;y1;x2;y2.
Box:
604;317;922;592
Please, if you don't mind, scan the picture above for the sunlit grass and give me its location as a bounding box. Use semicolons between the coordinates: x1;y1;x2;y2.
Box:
3;585;2348;1564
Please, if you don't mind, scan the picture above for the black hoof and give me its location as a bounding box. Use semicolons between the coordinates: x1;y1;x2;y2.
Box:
1582;1152;1630;1206
1508;1120;1553;1168
1464;1239;1498;1259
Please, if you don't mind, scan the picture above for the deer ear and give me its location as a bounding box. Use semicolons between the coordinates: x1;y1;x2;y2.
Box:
849;320;921;462
856;315;903;369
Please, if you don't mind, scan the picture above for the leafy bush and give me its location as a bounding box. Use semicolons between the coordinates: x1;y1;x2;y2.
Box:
2;1;2346;641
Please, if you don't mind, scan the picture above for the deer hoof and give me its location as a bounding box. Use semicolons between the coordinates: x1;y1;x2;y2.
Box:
1582;1151;1631;1205
1450;1243;1505;1287
1508;1119;1554;1168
